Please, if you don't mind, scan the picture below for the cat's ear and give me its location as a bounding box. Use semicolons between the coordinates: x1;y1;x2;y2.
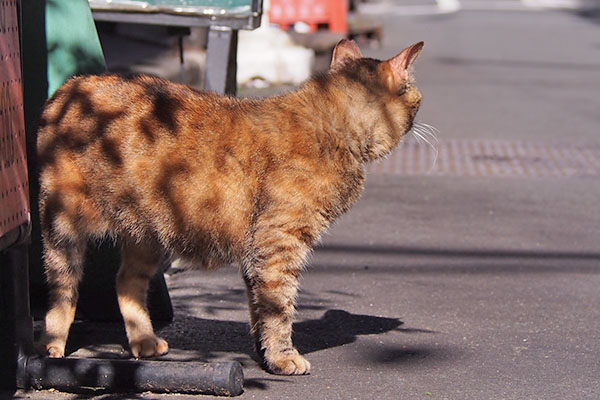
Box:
330;39;363;70
381;41;424;90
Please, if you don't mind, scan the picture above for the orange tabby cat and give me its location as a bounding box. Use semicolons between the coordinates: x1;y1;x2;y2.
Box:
37;39;423;375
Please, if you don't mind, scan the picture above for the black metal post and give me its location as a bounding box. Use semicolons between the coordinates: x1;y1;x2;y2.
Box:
0;237;34;390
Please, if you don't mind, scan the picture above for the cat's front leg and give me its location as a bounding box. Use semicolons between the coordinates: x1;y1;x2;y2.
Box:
243;233;312;375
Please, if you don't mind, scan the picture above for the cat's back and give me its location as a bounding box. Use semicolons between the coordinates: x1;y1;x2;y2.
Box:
44;73;208;108
39;73;216;138
37;74;235;169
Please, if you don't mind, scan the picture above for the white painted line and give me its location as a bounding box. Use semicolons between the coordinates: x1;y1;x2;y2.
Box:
358;0;460;16
358;3;443;16
437;0;462;13
370;140;600;177
360;0;595;16
521;0;587;9
458;0;533;11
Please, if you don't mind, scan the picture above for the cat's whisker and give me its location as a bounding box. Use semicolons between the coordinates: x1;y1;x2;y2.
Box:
420;128;439;145
428;146;439;174
418;122;440;134
411;124;439;174
415;121;439;133
414;130;436;150
413;122;440;144
416;121;438;131
411;131;424;145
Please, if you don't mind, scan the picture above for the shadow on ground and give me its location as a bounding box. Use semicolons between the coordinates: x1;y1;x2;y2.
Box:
48;308;450;392
312;243;600;274
59;309;408;361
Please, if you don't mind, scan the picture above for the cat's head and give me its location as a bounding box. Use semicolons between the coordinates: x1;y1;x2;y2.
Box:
330;39;424;161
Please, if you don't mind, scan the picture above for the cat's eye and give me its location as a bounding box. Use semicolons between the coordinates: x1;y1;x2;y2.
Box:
397;87;407;96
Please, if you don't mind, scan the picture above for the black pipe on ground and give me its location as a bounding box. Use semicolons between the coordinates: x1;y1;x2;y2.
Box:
23;357;244;396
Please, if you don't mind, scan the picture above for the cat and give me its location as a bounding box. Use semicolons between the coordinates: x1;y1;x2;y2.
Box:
37;39;424;375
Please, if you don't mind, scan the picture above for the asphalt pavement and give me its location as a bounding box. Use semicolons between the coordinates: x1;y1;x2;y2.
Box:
7;3;600;400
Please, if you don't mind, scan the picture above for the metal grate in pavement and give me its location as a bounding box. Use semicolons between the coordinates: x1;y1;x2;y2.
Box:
368;139;600;177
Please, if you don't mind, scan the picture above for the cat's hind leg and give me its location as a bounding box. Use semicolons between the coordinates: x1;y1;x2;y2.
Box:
243;228;312;375
41;236;86;358
117;237;169;358
38;150;110;357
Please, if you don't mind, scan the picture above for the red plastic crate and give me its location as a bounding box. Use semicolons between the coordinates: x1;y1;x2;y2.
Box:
269;0;348;34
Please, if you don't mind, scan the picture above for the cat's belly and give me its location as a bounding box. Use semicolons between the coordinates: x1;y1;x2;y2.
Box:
168;252;231;270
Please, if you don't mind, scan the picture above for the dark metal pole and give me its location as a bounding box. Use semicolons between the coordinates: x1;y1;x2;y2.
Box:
0;239;34;390
179;33;185;83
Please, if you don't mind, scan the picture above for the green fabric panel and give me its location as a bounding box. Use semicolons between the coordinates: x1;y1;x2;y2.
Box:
46;0;106;96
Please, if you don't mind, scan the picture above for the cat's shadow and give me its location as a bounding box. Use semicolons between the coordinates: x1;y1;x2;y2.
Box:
61;309;408;363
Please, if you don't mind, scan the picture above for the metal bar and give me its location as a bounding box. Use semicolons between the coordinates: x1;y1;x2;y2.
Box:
179;34;185;83
205;26;238;95
25;358;244;396
91;10;260;30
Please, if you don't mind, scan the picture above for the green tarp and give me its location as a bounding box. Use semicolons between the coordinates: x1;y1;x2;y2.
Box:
46;0;107;96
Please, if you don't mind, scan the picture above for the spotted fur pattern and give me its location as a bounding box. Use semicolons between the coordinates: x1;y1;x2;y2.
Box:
38;40;424;375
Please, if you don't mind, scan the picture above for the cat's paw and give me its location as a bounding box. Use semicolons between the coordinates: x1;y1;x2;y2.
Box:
266;350;311;375
130;335;169;358
37;338;66;358
45;344;66;358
